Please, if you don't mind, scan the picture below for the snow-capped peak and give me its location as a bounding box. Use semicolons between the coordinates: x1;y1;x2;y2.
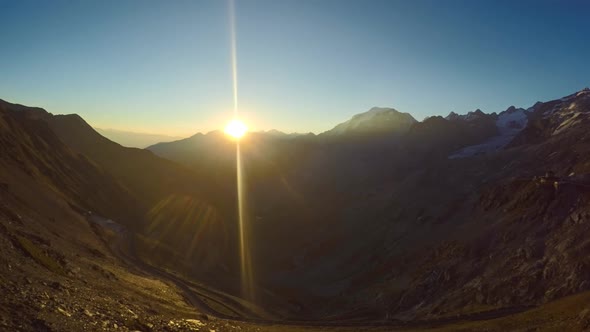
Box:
448;106;528;159
445;109;486;121
325;107;417;135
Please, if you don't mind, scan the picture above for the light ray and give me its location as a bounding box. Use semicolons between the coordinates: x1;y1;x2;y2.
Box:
229;0;239;117
236;143;254;301
228;0;255;301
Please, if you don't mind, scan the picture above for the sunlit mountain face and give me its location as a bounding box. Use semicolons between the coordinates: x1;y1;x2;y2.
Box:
2;0;590;331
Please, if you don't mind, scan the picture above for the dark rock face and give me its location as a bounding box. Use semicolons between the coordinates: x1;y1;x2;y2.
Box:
405;112;498;157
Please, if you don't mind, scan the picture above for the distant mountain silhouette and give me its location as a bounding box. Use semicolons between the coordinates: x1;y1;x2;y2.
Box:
322;107;417;137
311;107;418;146
95;127;184;148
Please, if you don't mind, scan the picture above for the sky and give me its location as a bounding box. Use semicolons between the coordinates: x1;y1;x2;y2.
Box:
1;0;589;136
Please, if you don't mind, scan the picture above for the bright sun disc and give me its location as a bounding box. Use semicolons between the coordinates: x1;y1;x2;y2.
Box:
224;119;248;139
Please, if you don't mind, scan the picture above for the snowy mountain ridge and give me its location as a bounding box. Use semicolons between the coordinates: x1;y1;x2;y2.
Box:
448;106;528;159
324;107;417;136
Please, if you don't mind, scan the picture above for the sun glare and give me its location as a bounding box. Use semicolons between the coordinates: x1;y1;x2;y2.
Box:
224;119;248;139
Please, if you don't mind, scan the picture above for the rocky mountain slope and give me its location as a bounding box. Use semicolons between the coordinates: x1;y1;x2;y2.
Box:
0;100;244;297
145;89;590;320
3;89;590;331
0;101;238;331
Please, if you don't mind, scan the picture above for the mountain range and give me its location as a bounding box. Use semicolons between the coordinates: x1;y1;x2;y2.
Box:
2;88;590;331
94;128;184;149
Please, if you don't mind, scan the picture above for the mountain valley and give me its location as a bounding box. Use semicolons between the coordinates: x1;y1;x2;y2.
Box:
2;89;590;331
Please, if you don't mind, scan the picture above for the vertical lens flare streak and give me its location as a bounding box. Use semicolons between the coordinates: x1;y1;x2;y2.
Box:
228;0;254;301
236;143;254;301
229;0;239;118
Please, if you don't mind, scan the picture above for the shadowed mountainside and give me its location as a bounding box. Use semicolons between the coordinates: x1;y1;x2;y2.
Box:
0;99;239;283
94;128;184;149
2;90;590;331
145;88;590;319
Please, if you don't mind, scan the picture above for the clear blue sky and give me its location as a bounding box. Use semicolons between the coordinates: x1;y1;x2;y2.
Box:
1;0;589;135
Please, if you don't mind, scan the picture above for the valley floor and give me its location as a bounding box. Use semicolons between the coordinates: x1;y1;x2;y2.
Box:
1;182;589;332
3;206;590;332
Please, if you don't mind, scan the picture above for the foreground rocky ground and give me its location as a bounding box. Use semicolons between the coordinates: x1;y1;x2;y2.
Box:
2;191;590;332
0;191;256;332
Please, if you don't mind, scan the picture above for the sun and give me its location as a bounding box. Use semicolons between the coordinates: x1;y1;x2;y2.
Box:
224;119;248;139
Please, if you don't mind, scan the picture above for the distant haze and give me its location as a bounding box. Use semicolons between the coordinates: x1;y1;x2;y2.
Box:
95;128;184;148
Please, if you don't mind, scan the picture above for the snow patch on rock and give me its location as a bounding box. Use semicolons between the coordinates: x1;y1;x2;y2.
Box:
449;108;527;159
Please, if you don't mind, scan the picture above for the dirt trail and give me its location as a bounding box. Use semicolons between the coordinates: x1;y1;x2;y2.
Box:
88;214;270;320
